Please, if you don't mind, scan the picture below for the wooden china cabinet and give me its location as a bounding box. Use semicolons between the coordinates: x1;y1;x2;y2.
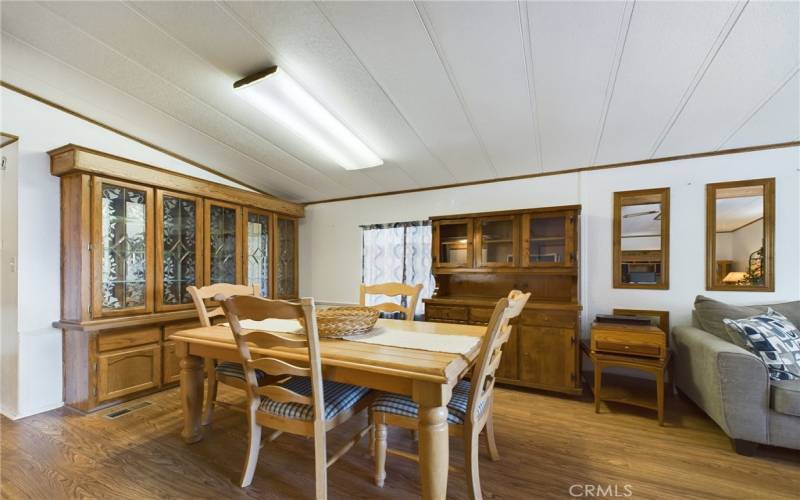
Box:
425;205;582;395
50;145;303;412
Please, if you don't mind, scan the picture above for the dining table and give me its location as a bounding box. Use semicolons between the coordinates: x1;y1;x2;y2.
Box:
171;318;486;500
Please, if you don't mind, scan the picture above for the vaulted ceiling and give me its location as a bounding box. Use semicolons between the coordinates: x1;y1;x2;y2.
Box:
2;1;798;202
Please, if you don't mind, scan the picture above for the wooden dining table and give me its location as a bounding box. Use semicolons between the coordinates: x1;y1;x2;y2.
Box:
171;318;485;500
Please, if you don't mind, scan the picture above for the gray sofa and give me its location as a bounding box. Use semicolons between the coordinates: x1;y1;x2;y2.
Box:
671;296;800;455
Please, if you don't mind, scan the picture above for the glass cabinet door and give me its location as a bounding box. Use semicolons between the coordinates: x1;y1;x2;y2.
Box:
244;208;271;297
275;216;298;298
205;200;241;285
475;216;517;267
522;212;575;267
433;219;473;268
156;191;202;311
92;177;153;317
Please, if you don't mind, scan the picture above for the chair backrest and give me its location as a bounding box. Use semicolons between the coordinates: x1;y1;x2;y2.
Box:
219;295;324;424
467;290;530;425
359;282;424;321
187;283;260;327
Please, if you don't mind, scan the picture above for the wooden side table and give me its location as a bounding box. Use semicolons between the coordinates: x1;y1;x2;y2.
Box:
587;322;670;425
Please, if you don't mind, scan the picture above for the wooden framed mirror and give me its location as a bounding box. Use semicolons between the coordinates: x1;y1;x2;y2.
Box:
706;178;775;291
613;188;670;289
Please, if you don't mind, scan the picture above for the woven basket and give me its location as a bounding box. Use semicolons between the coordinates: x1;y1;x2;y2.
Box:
300;306;380;339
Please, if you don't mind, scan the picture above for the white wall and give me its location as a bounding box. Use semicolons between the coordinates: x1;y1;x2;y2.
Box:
0;88;249;419
302;146;800;335
731;220;763;272
1;142;20;417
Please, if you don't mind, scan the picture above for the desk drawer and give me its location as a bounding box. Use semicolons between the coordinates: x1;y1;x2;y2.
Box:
521;311;577;328
98;327;161;352
426;305;468;322
595;340;661;358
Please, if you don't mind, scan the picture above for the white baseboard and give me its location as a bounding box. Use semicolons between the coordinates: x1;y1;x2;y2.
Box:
6;400;64;420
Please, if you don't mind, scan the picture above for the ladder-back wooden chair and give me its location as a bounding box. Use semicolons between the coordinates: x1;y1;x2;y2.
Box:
359;282;424;321
187;283;261;425
370;290;530;500
218;295;374;497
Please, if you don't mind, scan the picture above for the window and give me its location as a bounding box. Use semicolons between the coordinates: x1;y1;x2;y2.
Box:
360;220;434;318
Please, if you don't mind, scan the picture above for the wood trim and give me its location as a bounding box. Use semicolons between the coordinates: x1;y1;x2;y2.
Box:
431;204;581;221
432;218;474;269
204;200;243;286
242;207;275;298
54;309;200;332
705;177;775;292
273;215;299;299
155;190;204;312
613;187;670;290
49;144;303;217
1;132;19;148
0;80;278;198
717;216;763;234
91;177;155;318
305;142;800;206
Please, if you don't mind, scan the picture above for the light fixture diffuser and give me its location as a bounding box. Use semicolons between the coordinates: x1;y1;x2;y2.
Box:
234;66;383;170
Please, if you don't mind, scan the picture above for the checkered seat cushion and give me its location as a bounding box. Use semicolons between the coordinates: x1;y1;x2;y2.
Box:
258;377;371;421
215;361;270;385
372;379;486;425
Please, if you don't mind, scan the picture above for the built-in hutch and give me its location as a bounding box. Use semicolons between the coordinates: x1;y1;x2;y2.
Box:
50;145;303;412
424;206;582;394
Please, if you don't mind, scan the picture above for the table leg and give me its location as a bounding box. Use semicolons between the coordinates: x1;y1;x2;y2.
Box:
178;341;204;443
656;368;665;426
414;382;452;500
594;361;603;414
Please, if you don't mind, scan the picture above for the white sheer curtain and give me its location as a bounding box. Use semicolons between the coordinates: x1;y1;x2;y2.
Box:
361;221;434;318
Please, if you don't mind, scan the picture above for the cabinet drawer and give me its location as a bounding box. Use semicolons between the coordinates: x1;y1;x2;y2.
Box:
98;327;161;352
96;344;161;402
469;307;495;324
595;341;661;358
521;311;577;328
162;341;181;384
426;305;468;322
163;320;201;340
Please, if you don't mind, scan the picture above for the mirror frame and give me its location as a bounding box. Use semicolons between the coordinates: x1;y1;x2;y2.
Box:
706;178;775;292
613;187;670;290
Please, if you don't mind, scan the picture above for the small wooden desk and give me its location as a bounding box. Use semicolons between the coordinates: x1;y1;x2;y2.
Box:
587;322;670;425
171;318;485;500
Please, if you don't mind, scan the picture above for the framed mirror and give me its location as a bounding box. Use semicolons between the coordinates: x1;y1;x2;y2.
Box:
613;188;670;289
706;178;774;291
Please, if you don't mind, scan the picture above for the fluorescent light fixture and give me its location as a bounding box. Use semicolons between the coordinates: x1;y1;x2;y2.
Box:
234;66;383;170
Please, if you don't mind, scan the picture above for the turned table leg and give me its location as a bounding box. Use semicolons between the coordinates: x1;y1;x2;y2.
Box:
178;341;204;444
414;382;452;500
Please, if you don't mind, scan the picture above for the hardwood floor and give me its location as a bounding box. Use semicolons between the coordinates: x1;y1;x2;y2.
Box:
2;382;798;499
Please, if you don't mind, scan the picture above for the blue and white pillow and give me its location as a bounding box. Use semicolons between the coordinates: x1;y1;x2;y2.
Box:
723;309;800;381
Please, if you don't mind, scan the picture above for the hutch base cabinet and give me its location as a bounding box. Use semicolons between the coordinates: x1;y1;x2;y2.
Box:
424;206;582;395
51;145;303;412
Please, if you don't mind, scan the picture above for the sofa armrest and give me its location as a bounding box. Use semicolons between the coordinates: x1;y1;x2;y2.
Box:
672;326;770;443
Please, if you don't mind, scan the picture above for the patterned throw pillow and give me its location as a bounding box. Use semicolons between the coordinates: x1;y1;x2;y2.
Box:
723;309;800;381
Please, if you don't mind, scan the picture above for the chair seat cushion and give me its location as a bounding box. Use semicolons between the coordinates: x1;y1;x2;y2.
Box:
215;361;269;385
258;377;370;421
771;379;800;416
372;379;486;425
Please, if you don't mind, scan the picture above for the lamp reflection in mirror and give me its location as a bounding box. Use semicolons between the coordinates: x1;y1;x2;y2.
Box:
234;66;383;170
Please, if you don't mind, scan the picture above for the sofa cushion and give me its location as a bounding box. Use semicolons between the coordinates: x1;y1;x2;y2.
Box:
694;296;800;347
723;309;800;381
771;380;800;416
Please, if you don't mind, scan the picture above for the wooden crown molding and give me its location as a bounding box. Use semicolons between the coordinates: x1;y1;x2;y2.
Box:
305;141;799;206
49;144;304;218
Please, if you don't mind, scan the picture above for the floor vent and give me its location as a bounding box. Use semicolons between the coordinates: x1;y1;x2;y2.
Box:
103;401;152;420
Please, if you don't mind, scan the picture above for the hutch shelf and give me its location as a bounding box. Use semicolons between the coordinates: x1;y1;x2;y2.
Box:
50;145;303;412
425;206;582;395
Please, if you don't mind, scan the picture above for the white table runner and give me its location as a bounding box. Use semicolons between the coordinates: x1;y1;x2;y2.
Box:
227;319;480;355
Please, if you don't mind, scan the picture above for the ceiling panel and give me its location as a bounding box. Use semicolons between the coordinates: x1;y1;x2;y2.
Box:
722;70;800;149
318;1;494;182
595;1;736;164
418;1;540;177
527;1;629;172
657;1;800;156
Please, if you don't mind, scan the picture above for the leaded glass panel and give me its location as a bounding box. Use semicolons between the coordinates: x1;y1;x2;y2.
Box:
209;205;237;284
101;184;147;309
162;196;197;305
276;218;296;297
247;213;270;297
